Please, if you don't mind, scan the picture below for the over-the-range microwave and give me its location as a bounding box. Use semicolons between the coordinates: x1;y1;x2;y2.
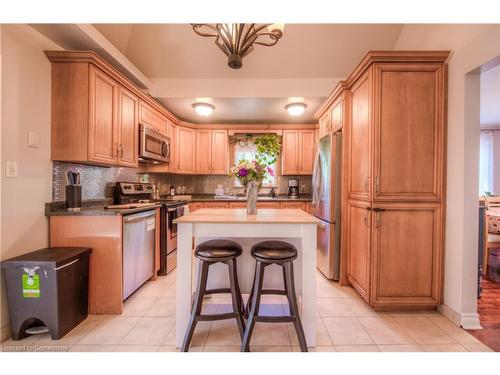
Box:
139;123;170;164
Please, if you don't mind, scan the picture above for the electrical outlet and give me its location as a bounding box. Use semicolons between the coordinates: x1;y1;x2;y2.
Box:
6;161;18;178
27;131;40;148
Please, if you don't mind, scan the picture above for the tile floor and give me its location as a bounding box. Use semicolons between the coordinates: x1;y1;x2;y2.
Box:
0;270;494;352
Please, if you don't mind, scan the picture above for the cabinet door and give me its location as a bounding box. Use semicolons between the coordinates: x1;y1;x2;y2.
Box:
229;202;247;208
373;64;444;201
330;98;343;133
348;74;371;200
117;87;139;167
346;200;372;302
211;129;228;174
298;129;315;175
281;130;299;175
189;202;204;212
88;66;118;165
257;202;281;209
319;111;331;139
176;126;196;174
195;129;212;174
167;122;177;173
280;201;307;211
371;203;442;308
139;101;168;134
203;202;229;208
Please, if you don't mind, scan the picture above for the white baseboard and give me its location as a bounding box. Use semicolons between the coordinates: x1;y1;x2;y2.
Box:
461;313;483;330
438;304;483;330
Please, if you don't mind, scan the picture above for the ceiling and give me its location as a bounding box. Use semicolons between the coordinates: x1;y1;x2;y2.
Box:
33;23;405;123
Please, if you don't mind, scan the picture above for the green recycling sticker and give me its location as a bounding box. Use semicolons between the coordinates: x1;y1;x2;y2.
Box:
22;274;40;298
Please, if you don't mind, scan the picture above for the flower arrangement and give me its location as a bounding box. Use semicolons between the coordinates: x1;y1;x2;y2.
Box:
229;159;274;187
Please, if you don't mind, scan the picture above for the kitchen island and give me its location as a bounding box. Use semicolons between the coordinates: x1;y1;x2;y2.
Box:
174;208;319;348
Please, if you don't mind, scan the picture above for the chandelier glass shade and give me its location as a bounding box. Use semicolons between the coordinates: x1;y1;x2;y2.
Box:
191;23;284;69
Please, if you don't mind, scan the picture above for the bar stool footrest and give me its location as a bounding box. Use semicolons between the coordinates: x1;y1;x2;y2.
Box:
196;312;239;321
205;288;232;295
255;316;297;323
260;289;287;295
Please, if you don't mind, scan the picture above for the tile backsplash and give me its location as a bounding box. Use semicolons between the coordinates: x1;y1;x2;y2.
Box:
52;162;312;202
52;162;141;201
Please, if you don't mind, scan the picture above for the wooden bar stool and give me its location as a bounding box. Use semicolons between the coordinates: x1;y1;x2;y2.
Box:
182;239;246;352
242;240;308;352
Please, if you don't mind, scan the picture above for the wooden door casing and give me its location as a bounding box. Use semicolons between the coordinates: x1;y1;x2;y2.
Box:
211;129;228;174
346;200;372;302
347;72;371;201
88;65;118;164
370;203;442;308
373;64;445;202
195;129;212;174
117;87;139;167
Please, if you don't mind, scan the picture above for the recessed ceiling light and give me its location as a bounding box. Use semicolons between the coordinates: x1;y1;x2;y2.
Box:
285;102;307;116
192;102;215;117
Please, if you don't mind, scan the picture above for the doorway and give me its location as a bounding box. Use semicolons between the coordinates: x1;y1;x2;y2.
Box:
472;59;500;351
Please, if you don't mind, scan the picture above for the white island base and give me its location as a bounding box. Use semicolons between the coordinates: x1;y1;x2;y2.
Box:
174;208;319;348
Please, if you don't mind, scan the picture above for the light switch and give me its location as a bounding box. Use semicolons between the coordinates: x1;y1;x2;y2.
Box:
27;131;40;148
6;161;18;178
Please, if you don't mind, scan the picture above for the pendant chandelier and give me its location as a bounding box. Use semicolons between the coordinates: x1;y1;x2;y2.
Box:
191;23;285;69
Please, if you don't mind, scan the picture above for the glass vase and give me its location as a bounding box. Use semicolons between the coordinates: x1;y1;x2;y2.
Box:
246;180;258;215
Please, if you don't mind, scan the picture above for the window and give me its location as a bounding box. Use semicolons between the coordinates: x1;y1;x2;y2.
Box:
234;140;277;187
479;130;494;195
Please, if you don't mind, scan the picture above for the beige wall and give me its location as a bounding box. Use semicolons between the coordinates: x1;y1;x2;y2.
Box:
0;25;54;341
395;24;500;328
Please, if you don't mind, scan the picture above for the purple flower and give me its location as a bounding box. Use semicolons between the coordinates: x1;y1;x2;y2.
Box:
267;166;275;177
238;168;248;177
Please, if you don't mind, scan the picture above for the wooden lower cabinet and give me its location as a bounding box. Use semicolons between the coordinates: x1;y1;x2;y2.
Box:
370;203;442;309
346;200;443;308
346;200;372;302
203;202;229;209
189;202;204;212
280;201;307;211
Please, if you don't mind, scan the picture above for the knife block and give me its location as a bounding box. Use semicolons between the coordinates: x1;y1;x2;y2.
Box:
66;185;82;212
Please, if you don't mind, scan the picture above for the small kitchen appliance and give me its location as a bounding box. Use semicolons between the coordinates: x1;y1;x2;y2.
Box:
288;178;300;198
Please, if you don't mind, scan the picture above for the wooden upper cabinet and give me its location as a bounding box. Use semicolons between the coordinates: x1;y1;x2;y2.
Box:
319;111;331;139
176;126;196;174
346;200;372;302
211;129;228;174
195;129;212;174
371;203;442;308
88;65;119;165
281;130;299;175
373;64;444;201
330;98;343;133
348;73;371;201
139;101;168;134
167;122;177;173
298;129;315;175
117;87;139;167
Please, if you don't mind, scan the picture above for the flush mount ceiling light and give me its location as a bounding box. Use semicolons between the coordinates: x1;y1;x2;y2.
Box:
192;102;215;117
191;23;285;69
285;103;307;116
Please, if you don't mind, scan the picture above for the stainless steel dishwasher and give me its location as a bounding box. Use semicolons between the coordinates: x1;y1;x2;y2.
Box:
122;209;156;300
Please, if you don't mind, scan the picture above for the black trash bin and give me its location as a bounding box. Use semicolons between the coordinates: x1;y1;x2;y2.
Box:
1;247;91;340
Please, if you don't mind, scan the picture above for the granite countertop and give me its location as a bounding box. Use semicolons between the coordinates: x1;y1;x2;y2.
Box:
184;194;312;202
45;200;162;216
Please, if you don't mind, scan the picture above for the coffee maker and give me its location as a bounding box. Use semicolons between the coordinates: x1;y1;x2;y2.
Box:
288;178;300;198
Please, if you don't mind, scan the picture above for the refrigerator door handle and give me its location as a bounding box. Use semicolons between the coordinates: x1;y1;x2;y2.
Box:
312;147;322;206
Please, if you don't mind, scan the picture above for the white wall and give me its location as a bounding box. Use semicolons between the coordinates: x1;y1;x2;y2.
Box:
395;24;500;328
0;25;54;341
481;65;500;128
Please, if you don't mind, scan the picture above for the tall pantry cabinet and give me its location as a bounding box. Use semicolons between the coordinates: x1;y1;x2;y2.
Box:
337;51;448;310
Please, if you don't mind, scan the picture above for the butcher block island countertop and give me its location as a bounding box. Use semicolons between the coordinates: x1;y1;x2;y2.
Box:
174;208;319;348
174;208;320;224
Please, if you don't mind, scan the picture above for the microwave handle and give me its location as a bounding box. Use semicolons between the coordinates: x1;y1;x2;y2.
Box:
161;141;170;158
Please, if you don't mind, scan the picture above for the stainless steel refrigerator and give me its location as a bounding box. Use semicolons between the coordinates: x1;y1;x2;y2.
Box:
311;132;342;280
